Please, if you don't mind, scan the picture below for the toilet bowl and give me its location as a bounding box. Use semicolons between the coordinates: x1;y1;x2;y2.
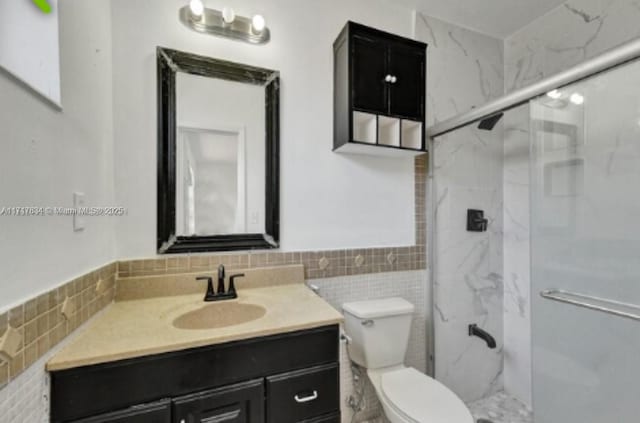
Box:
368;366;473;423
342;298;473;423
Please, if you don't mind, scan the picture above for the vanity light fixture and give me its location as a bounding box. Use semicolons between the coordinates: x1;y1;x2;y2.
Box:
570;93;585;105
222;7;235;25
251;14;266;34
547;89;562;99
189;0;204;19
179;2;270;44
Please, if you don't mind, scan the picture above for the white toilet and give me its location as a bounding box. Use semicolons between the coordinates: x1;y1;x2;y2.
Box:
343;298;474;423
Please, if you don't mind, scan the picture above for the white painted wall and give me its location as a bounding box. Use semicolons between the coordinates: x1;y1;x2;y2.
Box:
111;0;417;258
0;0;115;313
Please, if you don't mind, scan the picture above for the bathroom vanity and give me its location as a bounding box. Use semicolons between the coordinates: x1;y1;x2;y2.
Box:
50;326;339;423
47;267;343;423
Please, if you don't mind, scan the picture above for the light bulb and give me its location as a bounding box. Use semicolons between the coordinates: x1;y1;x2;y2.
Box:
546;89;562;99
570;93;584;105
189;0;204;18
222;7;235;24
251;14;266;34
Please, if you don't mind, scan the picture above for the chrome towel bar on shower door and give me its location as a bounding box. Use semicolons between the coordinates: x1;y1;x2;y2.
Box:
540;289;640;322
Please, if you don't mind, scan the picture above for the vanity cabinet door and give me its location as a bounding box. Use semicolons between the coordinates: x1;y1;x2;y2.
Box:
172;379;264;423
388;44;425;120
351;35;388;114
72;399;171;423
266;364;339;423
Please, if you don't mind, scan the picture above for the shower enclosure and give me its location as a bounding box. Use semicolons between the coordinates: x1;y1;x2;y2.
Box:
428;38;640;422
529;56;640;423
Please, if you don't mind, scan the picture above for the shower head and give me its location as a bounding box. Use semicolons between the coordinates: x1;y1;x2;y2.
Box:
477;112;504;131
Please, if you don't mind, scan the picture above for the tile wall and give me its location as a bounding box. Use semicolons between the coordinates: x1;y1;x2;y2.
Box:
416;13;506;403
0;263;116;391
0;310;109;422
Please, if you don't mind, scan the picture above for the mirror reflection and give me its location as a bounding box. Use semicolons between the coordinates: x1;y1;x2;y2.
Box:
175;74;266;236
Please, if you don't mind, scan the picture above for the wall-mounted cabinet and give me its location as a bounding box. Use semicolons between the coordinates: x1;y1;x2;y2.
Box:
333;22;427;156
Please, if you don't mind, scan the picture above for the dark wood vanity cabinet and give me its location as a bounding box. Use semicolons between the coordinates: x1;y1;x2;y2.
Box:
50;326;340;423
334;21;427;155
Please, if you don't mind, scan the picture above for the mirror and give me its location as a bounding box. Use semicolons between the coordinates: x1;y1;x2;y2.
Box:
157;47;279;253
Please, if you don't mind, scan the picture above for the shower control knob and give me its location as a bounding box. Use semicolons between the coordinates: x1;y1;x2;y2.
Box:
390;75;397;83
385;74;393;82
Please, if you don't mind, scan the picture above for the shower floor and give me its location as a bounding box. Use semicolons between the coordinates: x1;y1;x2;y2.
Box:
467;391;532;423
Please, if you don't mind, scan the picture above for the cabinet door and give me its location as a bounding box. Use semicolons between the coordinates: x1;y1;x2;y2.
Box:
172;379;264;423
72;399;171;423
388;45;425;119
351;35;388;114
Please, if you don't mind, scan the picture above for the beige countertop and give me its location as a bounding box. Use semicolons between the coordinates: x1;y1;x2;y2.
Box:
47;283;343;371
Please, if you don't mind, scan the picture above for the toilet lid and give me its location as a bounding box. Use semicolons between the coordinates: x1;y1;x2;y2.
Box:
381;368;473;423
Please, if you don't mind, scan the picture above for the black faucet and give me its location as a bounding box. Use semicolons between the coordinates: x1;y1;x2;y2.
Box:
196;265;245;302
217;264;226;295
469;324;496;349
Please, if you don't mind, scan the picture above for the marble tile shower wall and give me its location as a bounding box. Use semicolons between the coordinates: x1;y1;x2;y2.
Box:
311;270;427;423
416;14;505;403
502;0;640;407
504;0;640;93
502;104;532;407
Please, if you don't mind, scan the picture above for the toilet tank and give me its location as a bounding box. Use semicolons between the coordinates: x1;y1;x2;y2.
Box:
342;298;415;369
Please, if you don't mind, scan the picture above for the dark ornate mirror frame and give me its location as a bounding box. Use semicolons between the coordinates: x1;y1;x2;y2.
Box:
157;47;280;254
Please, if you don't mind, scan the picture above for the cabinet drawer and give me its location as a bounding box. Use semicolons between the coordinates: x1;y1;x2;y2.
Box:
266;364;339;423
173;379;264;423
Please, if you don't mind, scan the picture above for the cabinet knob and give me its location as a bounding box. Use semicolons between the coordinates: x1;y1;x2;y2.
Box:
391;75;398;84
384;74;392;82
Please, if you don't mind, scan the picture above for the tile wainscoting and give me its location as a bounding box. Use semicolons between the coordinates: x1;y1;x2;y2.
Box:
0;314;102;422
0;263;116;391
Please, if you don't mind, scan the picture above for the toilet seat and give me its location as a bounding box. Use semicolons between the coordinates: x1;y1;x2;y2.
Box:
379;367;473;423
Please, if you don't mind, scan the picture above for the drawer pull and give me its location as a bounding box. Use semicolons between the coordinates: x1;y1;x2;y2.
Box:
294;390;319;403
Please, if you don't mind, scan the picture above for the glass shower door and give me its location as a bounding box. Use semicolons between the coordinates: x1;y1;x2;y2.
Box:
530;59;640;422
